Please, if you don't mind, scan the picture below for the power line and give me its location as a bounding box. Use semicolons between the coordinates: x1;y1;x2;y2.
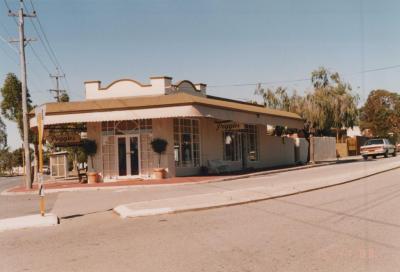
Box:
27;1;66;74
22;1;58;69
0;19;19;52
0;17;12;36
26;0;71;94
1;33;53;95
27;42;51;74
30;0;61;67
0;42;19;65
2;0;12;11
363;64;400;73
0;32;18;53
1;4;54;97
4;1;78;100
209;78;310;88
208;64;400;88
3;0;18;25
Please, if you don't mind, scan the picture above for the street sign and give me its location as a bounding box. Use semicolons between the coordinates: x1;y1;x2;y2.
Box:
35;105;46;140
35;105;46;216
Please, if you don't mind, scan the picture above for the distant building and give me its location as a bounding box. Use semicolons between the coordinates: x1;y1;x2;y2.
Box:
346;126;362;137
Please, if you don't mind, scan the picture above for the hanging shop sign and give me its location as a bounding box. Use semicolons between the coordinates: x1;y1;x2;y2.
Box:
46;131;82;147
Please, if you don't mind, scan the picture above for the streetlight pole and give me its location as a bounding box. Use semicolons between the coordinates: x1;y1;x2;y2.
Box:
9;0;36;189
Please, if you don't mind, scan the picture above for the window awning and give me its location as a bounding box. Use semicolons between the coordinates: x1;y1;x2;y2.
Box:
30;104;303;129
30;92;304;129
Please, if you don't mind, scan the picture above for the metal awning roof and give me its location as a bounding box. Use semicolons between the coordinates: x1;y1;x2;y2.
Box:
30;93;304;129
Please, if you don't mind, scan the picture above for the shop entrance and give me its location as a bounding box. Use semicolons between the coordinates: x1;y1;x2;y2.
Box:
117;135;140;177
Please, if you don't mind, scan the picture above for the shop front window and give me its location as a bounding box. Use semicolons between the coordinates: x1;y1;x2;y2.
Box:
246;124;259;161
222;124;259;162
174;118;200;167
223;131;241;161
101;120;152;135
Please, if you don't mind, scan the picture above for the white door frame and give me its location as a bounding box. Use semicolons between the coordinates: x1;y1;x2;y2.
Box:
115;134;141;179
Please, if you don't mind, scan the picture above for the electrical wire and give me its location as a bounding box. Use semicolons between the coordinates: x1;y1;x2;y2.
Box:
3;0;18;26
27;0;73;95
23;0;76;98
27;42;51;74
0;42;19;65
208;64;400;88
0;32;18;53
23;1;58;69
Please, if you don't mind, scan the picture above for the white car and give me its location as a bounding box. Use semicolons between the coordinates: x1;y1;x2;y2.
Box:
42;165;50;175
360;139;396;160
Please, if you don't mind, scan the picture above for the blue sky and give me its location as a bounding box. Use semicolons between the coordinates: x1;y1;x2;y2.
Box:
0;0;399;149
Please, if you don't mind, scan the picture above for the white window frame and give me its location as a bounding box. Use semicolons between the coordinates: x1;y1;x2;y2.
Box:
174;118;201;168
223;131;242;161
245;124;259;162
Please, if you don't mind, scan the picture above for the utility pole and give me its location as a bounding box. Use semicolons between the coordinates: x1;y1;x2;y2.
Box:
8;0;36;189
49;68;66;102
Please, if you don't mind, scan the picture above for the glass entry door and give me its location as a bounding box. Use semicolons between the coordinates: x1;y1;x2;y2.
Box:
117;136;140;177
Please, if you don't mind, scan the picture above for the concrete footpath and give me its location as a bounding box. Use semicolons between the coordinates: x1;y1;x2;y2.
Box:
2;156;361;196
114;157;400;218
0;213;58;232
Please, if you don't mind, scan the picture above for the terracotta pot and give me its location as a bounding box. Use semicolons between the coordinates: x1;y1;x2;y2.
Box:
153;168;166;179
87;172;98;184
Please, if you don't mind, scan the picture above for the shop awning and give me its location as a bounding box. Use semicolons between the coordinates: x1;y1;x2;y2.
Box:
30;93;304;129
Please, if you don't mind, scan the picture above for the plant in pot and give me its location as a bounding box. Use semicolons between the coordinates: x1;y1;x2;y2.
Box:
82;139;98;184
150;138;168;179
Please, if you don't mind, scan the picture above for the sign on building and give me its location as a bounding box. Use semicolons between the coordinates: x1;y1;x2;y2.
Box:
46;131;82;147
215;121;244;131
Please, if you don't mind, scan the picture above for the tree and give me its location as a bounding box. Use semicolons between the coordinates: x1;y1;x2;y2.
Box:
255;67;359;137
0;73;32;139
0;118;7;150
360;90;400;141
150;138;168;168
0;148;13;175
11;148;24;167
309;68;359;138
255;84;290;111
59;92;70;102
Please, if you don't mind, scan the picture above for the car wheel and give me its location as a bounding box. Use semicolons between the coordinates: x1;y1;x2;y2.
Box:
363;155;368;161
384;151;389;158
393;151;397;157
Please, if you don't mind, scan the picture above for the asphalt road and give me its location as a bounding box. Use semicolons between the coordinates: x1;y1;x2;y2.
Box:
51;156;400;218
0;176;57;219
1;167;400;271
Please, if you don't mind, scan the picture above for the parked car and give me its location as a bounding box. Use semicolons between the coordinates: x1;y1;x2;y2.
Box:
42;165;50;175
360;138;396;160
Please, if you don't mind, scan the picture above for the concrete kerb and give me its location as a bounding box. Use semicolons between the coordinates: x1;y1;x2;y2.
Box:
114;163;400;219
214;161;336;182
1;162;337;196
0;213;59;232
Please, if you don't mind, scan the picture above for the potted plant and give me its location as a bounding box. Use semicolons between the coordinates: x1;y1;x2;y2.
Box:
150;138;168;179
82;139;98;183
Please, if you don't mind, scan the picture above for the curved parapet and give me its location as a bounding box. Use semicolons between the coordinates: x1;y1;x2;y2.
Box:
85;76;207;99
